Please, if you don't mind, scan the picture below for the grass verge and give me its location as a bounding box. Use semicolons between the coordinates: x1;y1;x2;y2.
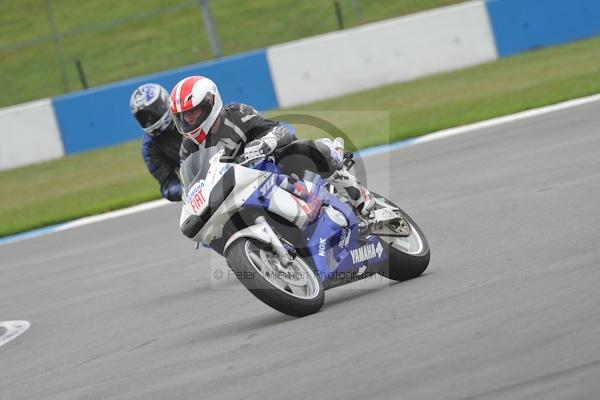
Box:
1;35;600;237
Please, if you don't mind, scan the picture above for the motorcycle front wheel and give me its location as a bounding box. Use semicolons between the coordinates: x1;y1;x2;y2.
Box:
226;239;325;317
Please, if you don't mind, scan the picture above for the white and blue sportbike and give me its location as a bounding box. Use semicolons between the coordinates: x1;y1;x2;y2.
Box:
179;139;430;316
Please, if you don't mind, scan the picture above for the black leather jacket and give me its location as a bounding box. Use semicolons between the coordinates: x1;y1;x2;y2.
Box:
180;103;294;162
142;125;183;201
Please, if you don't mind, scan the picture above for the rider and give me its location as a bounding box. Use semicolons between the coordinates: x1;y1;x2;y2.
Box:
169;75;374;215
130;83;183;202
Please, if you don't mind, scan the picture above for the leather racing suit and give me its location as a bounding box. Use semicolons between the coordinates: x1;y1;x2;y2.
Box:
142;125;183;201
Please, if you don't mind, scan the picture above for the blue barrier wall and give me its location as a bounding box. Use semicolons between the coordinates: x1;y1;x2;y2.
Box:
486;0;600;57
52;49;278;154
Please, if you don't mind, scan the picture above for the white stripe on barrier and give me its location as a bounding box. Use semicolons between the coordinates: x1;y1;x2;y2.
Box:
0;99;65;171
267;1;498;107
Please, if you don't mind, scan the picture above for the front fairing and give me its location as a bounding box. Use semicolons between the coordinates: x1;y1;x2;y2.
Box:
180;147;231;216
179;148;269;244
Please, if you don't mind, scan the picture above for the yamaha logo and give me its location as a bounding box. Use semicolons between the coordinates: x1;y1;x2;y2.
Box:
351;242;383;264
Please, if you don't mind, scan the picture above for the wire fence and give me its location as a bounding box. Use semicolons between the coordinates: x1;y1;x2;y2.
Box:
0;0;463;107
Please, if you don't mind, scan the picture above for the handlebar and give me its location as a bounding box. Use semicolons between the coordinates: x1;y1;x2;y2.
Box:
236;154;268;166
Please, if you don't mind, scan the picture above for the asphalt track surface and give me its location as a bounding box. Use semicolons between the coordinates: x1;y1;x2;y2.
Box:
2;101;600;399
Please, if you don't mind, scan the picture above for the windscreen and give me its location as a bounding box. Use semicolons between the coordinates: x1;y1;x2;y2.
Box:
180;146;221;194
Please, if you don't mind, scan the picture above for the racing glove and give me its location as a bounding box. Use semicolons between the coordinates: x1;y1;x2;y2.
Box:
163;182;182;202
238;136;277;163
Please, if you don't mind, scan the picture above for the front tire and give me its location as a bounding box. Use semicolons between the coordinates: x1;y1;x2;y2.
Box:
226;239;325;317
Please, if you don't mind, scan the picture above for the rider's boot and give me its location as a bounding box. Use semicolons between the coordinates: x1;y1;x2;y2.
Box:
316;137;375;217
327;168;375;217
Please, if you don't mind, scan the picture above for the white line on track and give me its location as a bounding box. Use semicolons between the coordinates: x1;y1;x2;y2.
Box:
1;92;600;246
358;92;600;157
0;199;169;247
0;321;31;348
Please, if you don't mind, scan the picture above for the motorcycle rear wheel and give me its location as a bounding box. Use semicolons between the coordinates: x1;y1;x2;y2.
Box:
371;193;430;281
226;239;325;317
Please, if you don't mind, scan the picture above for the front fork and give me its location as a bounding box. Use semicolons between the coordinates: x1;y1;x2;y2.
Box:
223;216;295;269
254;216;295;267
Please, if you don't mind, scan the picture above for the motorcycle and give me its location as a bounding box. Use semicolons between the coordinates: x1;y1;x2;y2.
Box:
179;138;430;316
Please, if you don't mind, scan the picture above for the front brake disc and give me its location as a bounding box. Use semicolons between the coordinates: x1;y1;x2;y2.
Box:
260;250;309;286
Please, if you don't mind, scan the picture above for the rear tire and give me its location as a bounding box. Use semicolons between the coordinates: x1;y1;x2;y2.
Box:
371;194;430;281
226;239;325;317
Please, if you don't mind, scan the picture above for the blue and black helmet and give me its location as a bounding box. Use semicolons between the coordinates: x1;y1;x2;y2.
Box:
130;83;173;136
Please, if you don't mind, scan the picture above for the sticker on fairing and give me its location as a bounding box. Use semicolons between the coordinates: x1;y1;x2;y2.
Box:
350;242;384;264
186;181;207;214
259;175;277;200
339;228;351;249
292;193;322;222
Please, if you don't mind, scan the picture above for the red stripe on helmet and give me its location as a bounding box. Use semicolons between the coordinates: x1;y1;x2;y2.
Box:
180;76;203;111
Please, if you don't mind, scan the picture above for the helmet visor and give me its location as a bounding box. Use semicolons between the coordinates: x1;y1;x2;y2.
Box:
173;93;214;135
134;99;168;129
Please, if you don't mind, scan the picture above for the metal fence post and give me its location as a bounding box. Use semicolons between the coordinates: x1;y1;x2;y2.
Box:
43;0;69;92
75;60;88;89
198;0;222;58
334;1;344;30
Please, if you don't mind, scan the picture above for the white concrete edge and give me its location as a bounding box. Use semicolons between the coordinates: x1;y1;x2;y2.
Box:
2;92;600;247
358;93;600;157
53;199;171;232
412;93;600;145
0;199;169;246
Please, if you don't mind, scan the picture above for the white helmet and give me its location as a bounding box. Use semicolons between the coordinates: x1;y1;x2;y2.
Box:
169;76;223;144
